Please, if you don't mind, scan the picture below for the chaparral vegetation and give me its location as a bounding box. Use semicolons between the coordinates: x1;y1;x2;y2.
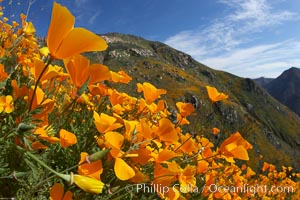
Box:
0;1;299;199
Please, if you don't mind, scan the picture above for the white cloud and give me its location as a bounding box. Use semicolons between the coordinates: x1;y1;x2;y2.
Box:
200;41;300;78
224;0;297;31
88;11;100;25
75;0;88;8
73;0;102;26
164;0;300;78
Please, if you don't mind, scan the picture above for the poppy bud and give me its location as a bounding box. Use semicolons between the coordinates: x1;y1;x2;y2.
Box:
87;148;110;163
17;123;35;134
72;173;104;194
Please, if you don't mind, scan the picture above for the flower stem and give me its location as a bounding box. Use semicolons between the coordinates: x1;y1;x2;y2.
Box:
28;58;52;112
33;161;86;189
16;146;71;182
45;96;78;132
174;134;193;152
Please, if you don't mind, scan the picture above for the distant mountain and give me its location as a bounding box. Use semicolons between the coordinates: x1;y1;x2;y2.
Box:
253;77;274;88
87;33;300;170
261;67;300;117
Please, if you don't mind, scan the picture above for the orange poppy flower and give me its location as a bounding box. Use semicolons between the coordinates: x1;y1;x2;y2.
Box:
241;164;247;171
32;58;66;84
212;127;220;135
136;118;154;139
63;54;90;88
178;165;196;193
262;162;270;172
130;168;149;183
0;64;8;81
88;83;109;97
205;86;228;103
164;187;183;200
31;141;48;150
28;86;55;124
155;118;178;143
78;152;103;180
153;162;179;187
108;89;128;106
46;2;107;59
0;95;14;113
104;131;124;157
34;126;60;144
155;148;179;163
59;129;77;148
93;111;123;133
64;55;111;88
23;21;35;36
114;157;135;181
49;183;72;200
197;160;209;173
246;167;256;178
148;99;166;114
89;63;111;85
176;102;195;117
11;80;28;99
130;148;152;165
176;114;190;125
104;131;135;180
123;120;139;140
29;86;54;112
137;82;167;104
219;132;252;160
179;133;198;153
110;70;132;83
12;20;19;27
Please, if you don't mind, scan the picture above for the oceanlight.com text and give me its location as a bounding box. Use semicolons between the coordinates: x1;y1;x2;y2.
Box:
207;183;295;195
125;183;295;195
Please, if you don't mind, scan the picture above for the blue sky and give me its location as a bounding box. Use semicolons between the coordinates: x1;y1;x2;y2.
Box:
1;0;300;78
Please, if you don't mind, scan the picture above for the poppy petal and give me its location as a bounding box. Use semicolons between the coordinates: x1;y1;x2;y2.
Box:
156;149;179;163
104;131;124;150
229;145;249;160
63;191;73;200
114;157;135;180
89;64;111;85
47;2;75;56
206;86;228;103
176;102;195;117
59;129;77;148
64;54;90;88
156;118;178;143
55;28;107;59
137;82;166;104
197;160;209;173
49;183;64;200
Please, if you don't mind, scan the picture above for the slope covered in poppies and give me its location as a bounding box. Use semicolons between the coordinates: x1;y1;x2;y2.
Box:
90;33;300;170
1;2;299;198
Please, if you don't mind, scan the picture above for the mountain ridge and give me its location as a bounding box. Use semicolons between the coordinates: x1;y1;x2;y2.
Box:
254;67;300;116
253;77;274;88
87;33;300;170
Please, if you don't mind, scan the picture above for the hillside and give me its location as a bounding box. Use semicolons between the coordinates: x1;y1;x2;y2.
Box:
86;33;300;170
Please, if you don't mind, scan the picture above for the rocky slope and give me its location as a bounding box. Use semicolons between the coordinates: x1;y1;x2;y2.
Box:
87;33;300;170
